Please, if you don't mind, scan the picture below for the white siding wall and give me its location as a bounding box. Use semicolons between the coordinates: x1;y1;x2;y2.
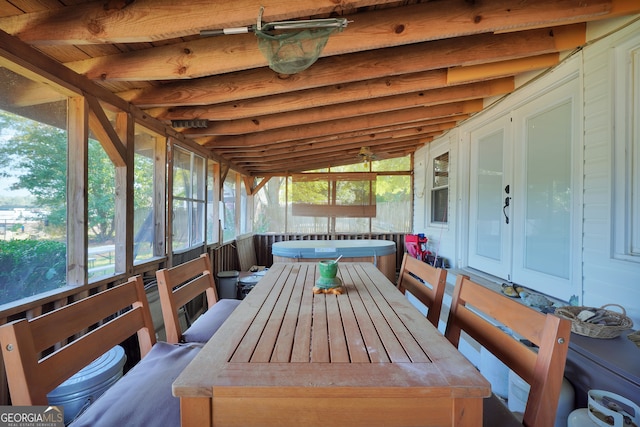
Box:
413;17;640;327
581;20;640;326
412;131;459;268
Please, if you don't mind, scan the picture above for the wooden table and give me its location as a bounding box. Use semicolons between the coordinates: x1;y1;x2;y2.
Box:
173;262;490;427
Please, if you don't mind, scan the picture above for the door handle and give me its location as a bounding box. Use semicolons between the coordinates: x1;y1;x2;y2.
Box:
503;196;511;224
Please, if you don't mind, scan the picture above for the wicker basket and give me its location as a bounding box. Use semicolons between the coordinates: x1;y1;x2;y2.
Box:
554;304;634;339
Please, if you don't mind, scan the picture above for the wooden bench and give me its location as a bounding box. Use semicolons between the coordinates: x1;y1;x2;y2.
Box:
156;253;241;344
444;274;572;427
396;253;447;328
0;276;201;426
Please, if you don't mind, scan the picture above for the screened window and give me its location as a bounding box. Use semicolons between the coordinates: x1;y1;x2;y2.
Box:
222;170;237;242
133;126;161;262
172;146;205;251
87;137;116;279
291;173;377;218
253;155;412;234
206;160;220;245
431;152;449;224
0;69;68;305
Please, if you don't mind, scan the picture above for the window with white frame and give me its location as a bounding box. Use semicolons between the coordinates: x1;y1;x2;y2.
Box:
172;146;205;251
431;152;449;224
613;36;640;260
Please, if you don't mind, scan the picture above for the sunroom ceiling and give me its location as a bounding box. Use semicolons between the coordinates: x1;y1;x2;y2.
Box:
1;0;638;176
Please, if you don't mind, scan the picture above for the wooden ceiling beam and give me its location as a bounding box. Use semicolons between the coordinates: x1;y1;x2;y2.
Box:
218;124;454;160
160;52;557;122
0;0;398;44
117;24;584;107
160;69;447;120
202;100;482;148
447;53;559;84
243;143;423;174
185;78;512;136
209;116;469;154
223;134;447;167
59;1;602;81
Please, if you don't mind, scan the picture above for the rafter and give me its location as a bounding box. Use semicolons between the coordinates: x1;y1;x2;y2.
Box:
126;25;582;107
0;0;398;44
210;116;467;157
202;100;483;148
159;54;555;123
185;78;512;136
60;1;603;81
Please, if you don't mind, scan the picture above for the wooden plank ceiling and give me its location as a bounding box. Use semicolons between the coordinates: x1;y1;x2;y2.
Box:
1;0;638;177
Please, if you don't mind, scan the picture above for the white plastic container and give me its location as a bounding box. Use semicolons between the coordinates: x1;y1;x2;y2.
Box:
47;345;126;424
508;368;575;427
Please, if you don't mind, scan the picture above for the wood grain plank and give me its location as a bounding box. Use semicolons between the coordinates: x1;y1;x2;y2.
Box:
290;265;315;362
271;264;307;362
336;280;370;363
342;265;390;363
251;264;299;362
229;264;288;363
310;293;330;363
357;263;431;362
347;264;410;363
326;292;349;362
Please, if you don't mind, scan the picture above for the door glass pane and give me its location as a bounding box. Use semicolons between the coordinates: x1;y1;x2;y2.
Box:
475;130;504;261
525;102;571;278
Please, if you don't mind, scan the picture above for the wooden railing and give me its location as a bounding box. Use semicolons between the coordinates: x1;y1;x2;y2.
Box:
0;233;405;405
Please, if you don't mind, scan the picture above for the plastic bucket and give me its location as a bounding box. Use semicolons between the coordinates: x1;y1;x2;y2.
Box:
217;270;239;299
47;345;126;424
238;274;261;299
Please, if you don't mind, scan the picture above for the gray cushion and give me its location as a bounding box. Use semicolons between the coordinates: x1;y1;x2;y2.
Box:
70;341;201;427
182;298;241;343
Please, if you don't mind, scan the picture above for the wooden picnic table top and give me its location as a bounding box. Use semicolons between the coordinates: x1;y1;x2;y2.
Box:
173;262;490;426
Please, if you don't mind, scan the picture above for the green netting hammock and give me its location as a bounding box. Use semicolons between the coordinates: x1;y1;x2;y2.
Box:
255;19;347;74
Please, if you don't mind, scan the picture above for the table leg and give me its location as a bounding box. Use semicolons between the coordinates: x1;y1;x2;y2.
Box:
181;397;212;427
452;397;483;427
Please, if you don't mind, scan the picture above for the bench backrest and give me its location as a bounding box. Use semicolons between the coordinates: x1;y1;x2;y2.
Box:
396;253;447;327
444;274;571;427
0;276;155;405
156;253;218;344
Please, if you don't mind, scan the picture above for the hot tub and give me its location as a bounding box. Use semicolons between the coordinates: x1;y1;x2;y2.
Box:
272;239;396;282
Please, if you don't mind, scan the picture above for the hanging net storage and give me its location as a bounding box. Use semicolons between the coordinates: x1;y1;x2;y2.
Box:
255;18;348;75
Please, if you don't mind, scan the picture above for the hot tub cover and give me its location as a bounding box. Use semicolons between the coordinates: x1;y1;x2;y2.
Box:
272;239;395;259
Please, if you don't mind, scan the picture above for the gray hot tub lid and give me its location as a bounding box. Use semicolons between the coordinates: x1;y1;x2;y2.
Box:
272;239;395;258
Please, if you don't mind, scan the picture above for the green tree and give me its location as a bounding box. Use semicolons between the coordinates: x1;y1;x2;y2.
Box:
0;111;67;231
0;110;118;242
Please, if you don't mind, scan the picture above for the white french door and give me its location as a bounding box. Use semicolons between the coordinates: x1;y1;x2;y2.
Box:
467;79;580;300
468;116;512;279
